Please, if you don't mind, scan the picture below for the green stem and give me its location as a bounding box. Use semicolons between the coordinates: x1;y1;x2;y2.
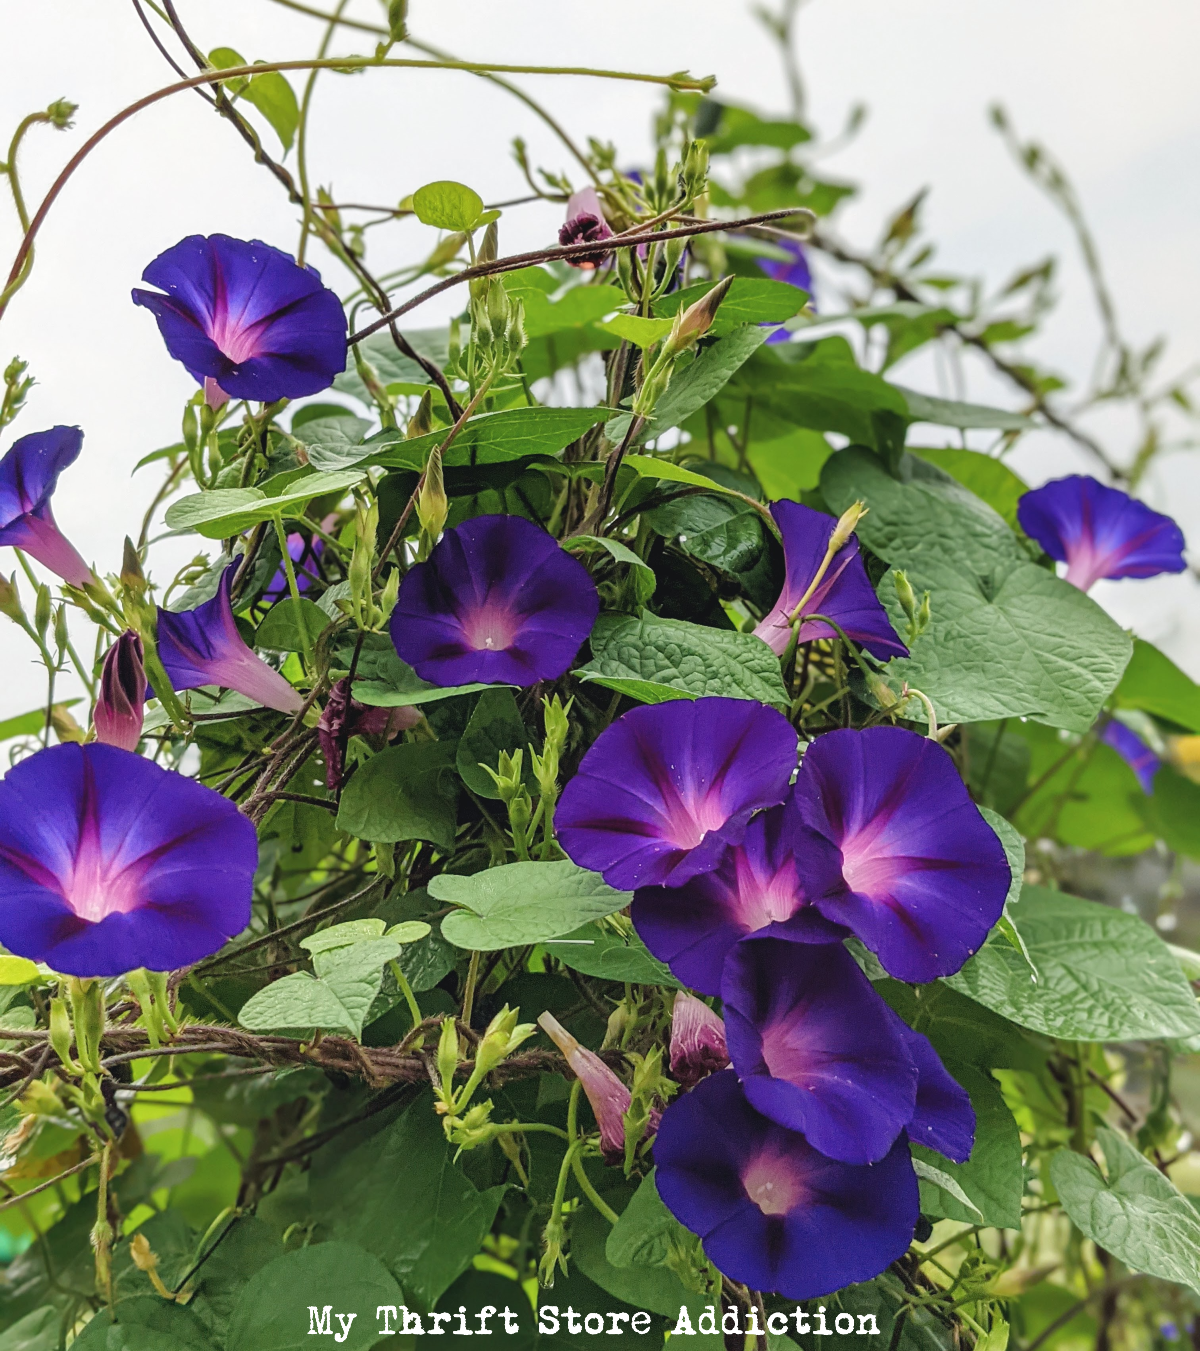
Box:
460;949;481;1027
3;112;51;233
270;512;311;664
295;0;349;265
571;1151;619;1224
388;960;422;1034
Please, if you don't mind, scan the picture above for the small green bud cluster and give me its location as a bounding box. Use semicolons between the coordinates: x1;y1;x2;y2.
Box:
892;568;932;643
435;1006;536;1147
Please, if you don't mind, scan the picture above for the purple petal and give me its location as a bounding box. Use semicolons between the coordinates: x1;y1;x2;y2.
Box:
654;1070;918;1300
1017;475;1186;592
632;799;846;995
0;743;255;976
156;565;303;714
391;515;598;688
559;190;614;270
0;428;92;586
263;532;324;603
889;1016;975;1163
132;234;348;402
93;631;146;752
1098;719;1161;795
540;1012;632;1163
557;698;798;891
669;991;729;1089
722;936;917;1163
757;238;813;297
794;726;1010;983
752;502;907;661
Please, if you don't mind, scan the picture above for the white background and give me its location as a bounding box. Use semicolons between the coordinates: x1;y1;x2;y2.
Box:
2;0;1199;719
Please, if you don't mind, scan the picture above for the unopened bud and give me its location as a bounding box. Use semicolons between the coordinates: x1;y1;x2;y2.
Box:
0;572;21;621
33;584;51;640
478;220;499;265
476;1005;536;1075
539;1012;630;1164
386;0;407;41
893;568;917;622
436;1017;460;1099
46;99;77;130
482;748;524;804
407;390;434;440
415;444;448;542
120;538;146;596
93;631;146;752
50;704;85;745
53;604;68;655
663;274;733;359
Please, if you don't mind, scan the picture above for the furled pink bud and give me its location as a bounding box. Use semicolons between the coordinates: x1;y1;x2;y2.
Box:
203;377;230;411
559;187;614;270
538;1011;630;1163
669;991;729;1089
93;630;146;751
317;676;420;789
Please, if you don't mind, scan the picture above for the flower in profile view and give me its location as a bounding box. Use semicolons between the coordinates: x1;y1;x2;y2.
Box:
132;234;348;404
632;799;845;995
539;1011;637;1163
0;427;93;587
556;698;798;891
753;501;908;660
757;236;813;297
654;1069;918;1300
720;935;918;1164
0;743;255;975
1017;475;1186;592
1098;718;1161;795
390;515;598;688
669;991;729;1089
890;1016;975;1162
156;565;303;714
792;726;1010;984
93;630;147;752
559;187;614;269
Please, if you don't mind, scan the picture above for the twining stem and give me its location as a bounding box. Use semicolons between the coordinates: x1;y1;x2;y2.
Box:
387;960;422;1035
270;513;311;663
460;950;481;1027
296;0;350;266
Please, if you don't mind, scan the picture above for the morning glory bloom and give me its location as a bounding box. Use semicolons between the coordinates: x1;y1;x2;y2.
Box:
753;502;908;661
391;515;599;688
132;234;348;403
891;1016;974;1163
0;743;255;976
792;726;1010;984
93;630;146;752
1016;475;1186;592
557;698;798;891
156;565;303;714
720;935;917;1164
1098;718;1161;795
669;991;729;1089
559;187;614;269
263;531;324;603
654;1070;918;1300
632;799;845;995
0;427;93;587
757;236;813;296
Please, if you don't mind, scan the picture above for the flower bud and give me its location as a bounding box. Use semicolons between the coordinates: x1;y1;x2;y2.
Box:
893;568;918;622
49;996;79;1074
482;749;525;804
478;220;499;266
669;991;729;1089
33;583;51;640
46;99;77;130
436;1016;460;1104
662;275;733;360
559;187;614;270
120;538;147;599
622;1046;667;1173
407;389;434;440
475;1004;536;1075
0;572;22;621
416;444;448;545
447;1099;495;1149
50;704;85;745
538;1012;630;1164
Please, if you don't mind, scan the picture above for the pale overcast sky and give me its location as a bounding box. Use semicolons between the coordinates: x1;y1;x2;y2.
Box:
2;0;1199;718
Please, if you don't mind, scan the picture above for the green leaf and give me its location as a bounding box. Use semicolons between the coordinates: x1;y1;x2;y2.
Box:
225;1242;403;1351
912;1064;1024;1229
289;413;371;461
1113;638;1200;732
165;469;366;538
255;598;329;652
655;277;809;332
343;639;490;708
74;1298;217;1351
357;406;605;473
878;980;1047;1074
0;958;41;987
573;1196;700;1319
822;447;1132;732
332;328;450;402
412;180;485;232
0;700;81;743
606;1170;691;1269
945;885;1200;1041
1151;767;1200;860
896;386;1035;431
621;454;741;497
433;861;630;951
299;919;386;956
606;326;769;444
0;1307;59;1351
1050;1125;1200;1295
456;689;531;800
704;104;811;154
237;937;401;1038
503;279;626;338
241;70;299;152
979;808;1024;909
746;428;833;500
911;446;1030;533
546;922;681;988
207;46;250;92
335;741;459;850
577;613;789;708
597;314;676;348
567;536;656;605
647;491;765;577
911;1157;983;1220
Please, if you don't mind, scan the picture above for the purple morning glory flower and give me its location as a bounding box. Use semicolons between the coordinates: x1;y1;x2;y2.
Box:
632;799;845;996
0;427;93;587
891;1015;974;1163
654;1069;918;1300
93;631;146;752
721;935;917;1164
792;726;1010;984
539;1012;648;1163
1098;718;1161;795
0;743;255;976
156;565;303;714
556;698;798;891
669;991;729;1089
753;502;908;661
132;234;348;403
263;531;324;604
559;187;614;270
1017;475;1186;593
757;237;813;296
390;515;598;688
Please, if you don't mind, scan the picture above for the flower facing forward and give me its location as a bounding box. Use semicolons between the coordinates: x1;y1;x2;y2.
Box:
390;515;599;687
557;698;798;891
753;501;907;660
93;630;147;752
631;799;844;995
792;726;1010;983
1017;475;1186;592
0;427;93;586
156;565;303;714
559;187;614;269
132;234;348;403
669;991;729;1089
654;1069;918;1300
0;744;255;975
1098;718;1161;795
